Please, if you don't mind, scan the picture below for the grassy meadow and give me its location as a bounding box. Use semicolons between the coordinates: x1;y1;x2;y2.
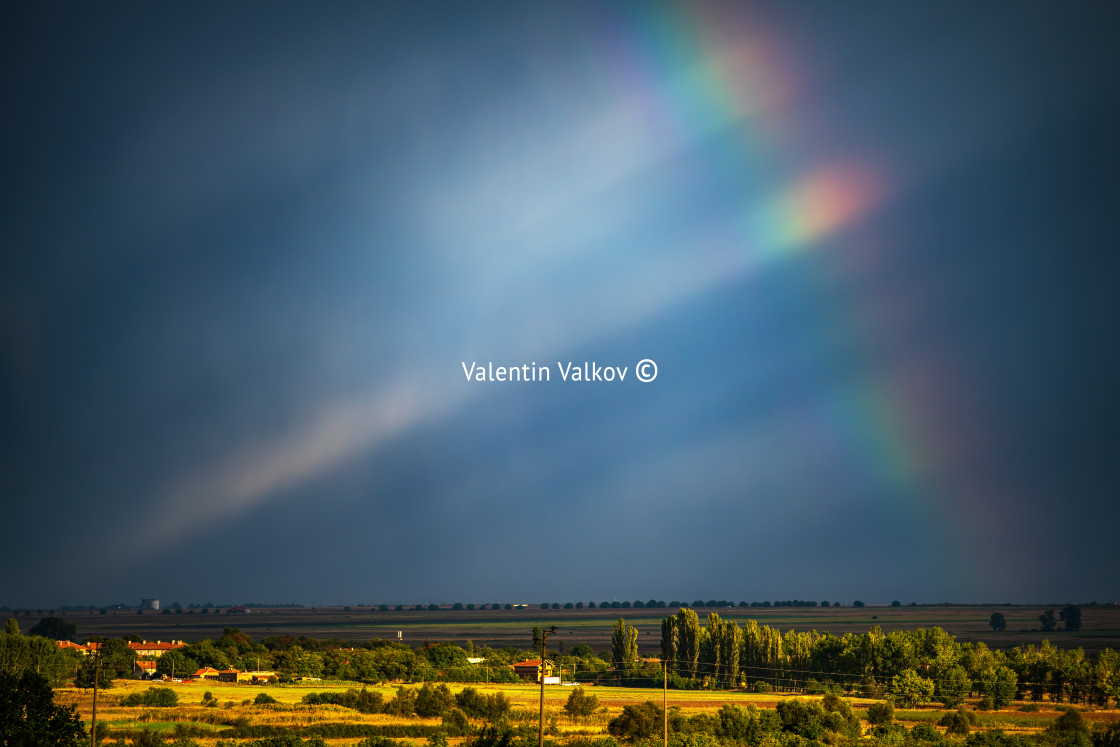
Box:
53;677;1120;746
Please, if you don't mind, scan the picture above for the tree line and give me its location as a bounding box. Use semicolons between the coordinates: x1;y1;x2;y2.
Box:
644;608;1119;706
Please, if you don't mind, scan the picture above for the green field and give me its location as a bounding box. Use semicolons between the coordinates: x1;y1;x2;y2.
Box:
17;603;1120;653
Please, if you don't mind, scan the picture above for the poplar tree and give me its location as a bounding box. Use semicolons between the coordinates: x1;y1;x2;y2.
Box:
720;620;742;686
703;612;722;684
660;616;677;670
675;608;700;679
611;618;639;673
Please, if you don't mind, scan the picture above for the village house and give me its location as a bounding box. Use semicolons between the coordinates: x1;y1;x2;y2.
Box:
55;639;186;657
510;658;554;682
133;661;158;679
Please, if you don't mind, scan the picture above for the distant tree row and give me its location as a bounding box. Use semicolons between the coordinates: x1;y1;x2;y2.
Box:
649;607;1118;706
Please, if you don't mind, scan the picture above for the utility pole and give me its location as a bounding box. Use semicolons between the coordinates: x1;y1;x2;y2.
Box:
91;648;101;747
538;626;556;747
663;658;668;747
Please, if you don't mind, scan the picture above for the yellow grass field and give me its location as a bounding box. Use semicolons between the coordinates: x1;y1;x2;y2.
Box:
52;678;1119;746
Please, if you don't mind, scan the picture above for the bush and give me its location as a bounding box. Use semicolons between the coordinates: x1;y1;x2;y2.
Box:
357;739;397;747
385;686;418;717
454;687;487;717
912;723;943;742
608;701;664;741
255;692;280;705
753;681;772;693
867;701;894;726
565;687;600;721
978;697;995;711
940;708;972;736
442;708;470;736
1051;709;1089;734
120;687;179;707
869;723;909;745
414;683;455;718
821;693;852;720
301;688;383;714
132;730;166;747
807;679;840;695
964;730;1033;747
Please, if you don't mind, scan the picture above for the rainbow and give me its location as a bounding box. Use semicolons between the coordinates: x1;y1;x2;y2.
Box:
576;2;989;561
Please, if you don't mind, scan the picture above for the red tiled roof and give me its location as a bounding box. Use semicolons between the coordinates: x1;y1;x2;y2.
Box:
511;659;550;667
136;661;157;669
194;667;219;675
129;641;185;651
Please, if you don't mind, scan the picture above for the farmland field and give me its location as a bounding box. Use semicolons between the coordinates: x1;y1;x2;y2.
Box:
17;603;1120;653
52;676;1120;746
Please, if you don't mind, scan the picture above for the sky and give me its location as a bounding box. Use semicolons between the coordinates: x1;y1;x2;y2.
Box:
2;2;1119;609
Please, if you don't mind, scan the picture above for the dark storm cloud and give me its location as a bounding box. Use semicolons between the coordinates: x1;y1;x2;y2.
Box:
2;2;1119;608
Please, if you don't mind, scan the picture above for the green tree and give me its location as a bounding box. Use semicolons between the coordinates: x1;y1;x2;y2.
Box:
892;669;936;707
76;640;136;689
1040;610;1057;633
611;619;639;673
867;700;894;726
939;708;971;736
415;683;455;718
990;612;1006;633
4;619;18;636
27;617;76;641
979;665;1018;708
564;686;600;722
0;671;86;746
154;649;196;679
384;685;418;716
1060;606;1082;632
936;664;972;708
719;620;742;686
1050;707;1089;734
608;700;663;740
675;608;700;679
120;687;179;707
660;616;677;670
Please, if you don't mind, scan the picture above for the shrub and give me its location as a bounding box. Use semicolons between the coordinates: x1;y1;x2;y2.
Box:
821;693;852;720
867;701;894;726
912;723;943;742
869;723;909;745
132;730;166;747
608;701;664;741
442;708;470;736
1051;708;1089;734
565;687;600;721
255;692;280;705
301;688;383;714
414;683;455;718
454;687;487;718
753;681;772;693
120;687;179;708
940;708;971;736
964;730;1033;747
978;697;995;711
357;740;397;747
